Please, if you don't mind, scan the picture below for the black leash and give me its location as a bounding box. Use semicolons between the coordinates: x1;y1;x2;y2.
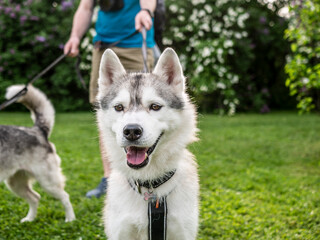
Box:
0;53;86;111
0;86;28;111
28;53;67;86
148;196;167;240
141;27;149;73
1;27;149;111
0;53;73;111
75;55;88;90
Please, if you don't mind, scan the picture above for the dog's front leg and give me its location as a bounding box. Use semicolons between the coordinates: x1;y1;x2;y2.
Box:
167;218;197;240
105;212;148;240
107;223;146;240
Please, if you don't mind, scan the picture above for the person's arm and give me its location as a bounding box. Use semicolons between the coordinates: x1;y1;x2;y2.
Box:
135;0;156;31
64;0;94;57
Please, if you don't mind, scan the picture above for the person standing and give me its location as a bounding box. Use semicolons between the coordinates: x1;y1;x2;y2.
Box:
64;0;156;198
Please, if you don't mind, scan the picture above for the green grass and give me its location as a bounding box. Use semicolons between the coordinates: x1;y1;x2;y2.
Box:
0;112;319;239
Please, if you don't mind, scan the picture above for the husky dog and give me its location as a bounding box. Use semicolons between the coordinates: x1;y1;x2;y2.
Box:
97;48;199;240
0;85;75;223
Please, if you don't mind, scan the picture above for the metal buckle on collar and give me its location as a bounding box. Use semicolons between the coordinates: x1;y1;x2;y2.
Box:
135;180;142;194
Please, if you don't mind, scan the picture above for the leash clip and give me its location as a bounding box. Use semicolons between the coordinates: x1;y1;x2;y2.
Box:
135;180;142;194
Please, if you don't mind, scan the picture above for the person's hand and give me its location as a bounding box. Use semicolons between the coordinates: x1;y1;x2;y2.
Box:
135;9;153;32
64;36;80;57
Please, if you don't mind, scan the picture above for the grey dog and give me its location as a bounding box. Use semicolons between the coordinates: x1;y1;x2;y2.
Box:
0;85;75;222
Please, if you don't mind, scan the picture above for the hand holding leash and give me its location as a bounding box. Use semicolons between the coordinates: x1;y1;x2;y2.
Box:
64;37;81;57
135;8;153;32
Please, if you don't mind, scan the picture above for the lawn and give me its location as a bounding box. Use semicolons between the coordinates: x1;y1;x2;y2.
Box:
0;112;319;239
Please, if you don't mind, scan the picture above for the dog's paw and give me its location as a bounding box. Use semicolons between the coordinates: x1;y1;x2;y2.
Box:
65;215;76;222
20;216;35;223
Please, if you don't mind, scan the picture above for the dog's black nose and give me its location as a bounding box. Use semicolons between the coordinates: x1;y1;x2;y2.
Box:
123;124;143;141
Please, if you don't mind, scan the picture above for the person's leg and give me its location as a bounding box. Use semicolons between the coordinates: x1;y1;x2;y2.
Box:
86;47;154;198
90;47;112;179
111;47;154;71
153;44;161;66
89;48;103;104
86;48;110;198
100;133;112;178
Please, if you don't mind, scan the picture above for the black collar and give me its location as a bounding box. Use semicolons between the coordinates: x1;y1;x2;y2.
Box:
130;169;176;193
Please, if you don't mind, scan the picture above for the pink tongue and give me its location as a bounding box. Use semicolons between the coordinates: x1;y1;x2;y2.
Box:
126;147;148;165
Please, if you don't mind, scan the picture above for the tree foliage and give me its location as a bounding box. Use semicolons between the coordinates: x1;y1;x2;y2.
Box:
285;0;320;113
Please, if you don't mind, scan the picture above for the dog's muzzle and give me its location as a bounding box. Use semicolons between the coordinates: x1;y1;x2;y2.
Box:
124;133;163;170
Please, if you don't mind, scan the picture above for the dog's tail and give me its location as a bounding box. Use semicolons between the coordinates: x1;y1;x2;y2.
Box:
5;85;55;138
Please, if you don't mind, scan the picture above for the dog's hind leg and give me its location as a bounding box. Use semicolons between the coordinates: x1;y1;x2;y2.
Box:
5;170;40;223
35;154;76;222
40;183;76;222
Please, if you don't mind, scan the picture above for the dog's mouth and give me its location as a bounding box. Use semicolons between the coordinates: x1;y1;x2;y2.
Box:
124;133;163;169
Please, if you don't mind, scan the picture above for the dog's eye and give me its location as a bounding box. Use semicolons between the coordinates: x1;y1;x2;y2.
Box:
114;104;124;112
150;104;162;111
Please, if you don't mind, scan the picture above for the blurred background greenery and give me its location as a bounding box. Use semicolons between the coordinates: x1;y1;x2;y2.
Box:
0;0;319;114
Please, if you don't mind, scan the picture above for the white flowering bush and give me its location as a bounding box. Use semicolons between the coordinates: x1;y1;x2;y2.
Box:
164;0;250;115
164;0;290;114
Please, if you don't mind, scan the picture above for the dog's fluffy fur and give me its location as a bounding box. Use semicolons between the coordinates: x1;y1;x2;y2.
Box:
0;85;75;222
97;48;199;239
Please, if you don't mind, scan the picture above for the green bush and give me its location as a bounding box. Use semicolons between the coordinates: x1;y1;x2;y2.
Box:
285;0;320;113
163;0;292;114
0;0;91;112
0;0;294;113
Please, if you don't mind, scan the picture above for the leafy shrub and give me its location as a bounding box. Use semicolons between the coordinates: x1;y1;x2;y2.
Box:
285;0;320;113
0;0;91;112
0;0;294;113
163;0;292;114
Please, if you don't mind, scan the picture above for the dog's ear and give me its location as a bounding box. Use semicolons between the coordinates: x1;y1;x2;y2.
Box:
153;48;185;93
99;49;126;91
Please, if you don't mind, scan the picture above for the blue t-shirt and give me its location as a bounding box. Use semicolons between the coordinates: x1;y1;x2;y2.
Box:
93;0;155;48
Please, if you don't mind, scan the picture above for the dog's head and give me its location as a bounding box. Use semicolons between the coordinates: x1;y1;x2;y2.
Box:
97;48;197;175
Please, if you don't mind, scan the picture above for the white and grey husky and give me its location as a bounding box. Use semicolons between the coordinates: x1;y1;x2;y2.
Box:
0;85;75;223
97;48;199;240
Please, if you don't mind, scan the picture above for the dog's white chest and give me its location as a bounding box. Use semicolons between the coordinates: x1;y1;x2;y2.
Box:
104;167;198;240
104;180;149;239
